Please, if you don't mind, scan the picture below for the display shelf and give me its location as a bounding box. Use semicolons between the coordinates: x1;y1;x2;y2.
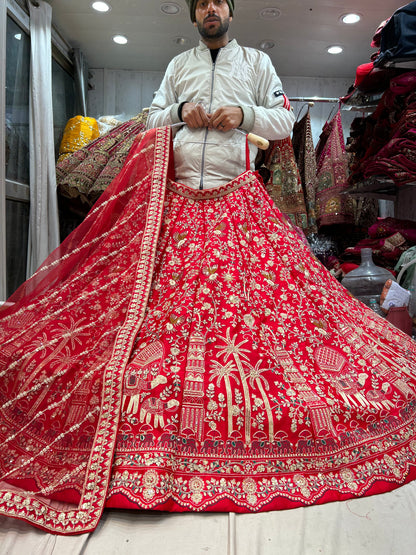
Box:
382;60;416;69
345;178;416;200
340;63;413;111
341;90;383;112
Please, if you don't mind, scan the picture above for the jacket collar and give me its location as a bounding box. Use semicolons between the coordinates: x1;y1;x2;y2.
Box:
197;38;238;52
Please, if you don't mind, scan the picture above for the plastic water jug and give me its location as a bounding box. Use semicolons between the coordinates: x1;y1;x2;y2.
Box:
341;248;394;308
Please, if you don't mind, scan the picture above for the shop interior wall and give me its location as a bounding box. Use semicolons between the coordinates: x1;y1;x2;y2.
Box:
88;69;416;222
88;70;357;147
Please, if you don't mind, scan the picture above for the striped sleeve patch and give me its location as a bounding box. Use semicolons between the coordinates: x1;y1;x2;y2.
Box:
273;90;291;110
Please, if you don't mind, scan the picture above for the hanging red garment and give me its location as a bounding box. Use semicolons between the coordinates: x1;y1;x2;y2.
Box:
292;109;318;234
1;126;416;535
315;120;331;165
263;136;308;230
315;110;355;228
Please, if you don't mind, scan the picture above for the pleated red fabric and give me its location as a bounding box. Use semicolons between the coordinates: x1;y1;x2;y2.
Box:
1;127;416;534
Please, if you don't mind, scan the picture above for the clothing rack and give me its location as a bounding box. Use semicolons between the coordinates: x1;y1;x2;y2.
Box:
289;96;340;104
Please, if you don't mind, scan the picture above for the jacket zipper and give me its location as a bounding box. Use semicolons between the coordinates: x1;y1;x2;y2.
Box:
199;52;217;190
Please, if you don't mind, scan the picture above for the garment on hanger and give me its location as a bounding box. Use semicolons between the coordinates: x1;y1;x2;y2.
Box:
345;117;379;230
315;119;332;165
262;137;308;229
315;109;355;227
1;126;416;535
292;109;318;234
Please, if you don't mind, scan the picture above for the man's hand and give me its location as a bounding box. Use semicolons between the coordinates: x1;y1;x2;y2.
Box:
209;106;243;132
181;102;211;128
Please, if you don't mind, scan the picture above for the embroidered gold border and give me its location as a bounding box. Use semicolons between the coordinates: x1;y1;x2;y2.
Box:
0;127;171;533
167;171;258;200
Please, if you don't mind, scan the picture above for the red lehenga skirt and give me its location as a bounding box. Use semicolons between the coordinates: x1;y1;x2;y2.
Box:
1;126;416;534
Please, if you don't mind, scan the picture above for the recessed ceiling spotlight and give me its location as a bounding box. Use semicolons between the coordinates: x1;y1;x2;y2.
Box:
340;13;361;24
257;39;275;51
259;7;281;19
113;35;128;45
92;1;111;13
327;45;343;54
161;2;181;15
173;36;190;46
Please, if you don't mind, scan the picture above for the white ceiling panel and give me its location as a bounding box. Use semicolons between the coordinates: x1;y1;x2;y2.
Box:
46;0;406;78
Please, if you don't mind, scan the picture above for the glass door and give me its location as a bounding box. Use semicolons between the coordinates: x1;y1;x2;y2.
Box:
5;14;31;298
2;3;76;299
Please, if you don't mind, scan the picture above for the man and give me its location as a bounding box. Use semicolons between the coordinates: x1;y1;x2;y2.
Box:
147;0;295;190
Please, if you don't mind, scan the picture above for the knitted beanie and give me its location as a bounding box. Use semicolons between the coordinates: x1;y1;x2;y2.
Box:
185;0;234;22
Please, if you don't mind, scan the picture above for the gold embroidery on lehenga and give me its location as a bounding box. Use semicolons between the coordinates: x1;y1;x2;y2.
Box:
123;341;166;415
180;332;206;440
3;125;416;532
216;329;252;445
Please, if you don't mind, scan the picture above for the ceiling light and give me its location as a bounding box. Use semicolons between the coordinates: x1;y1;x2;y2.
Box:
340;13;361;24
173;36;190;46
160;2;181;15
259;7;281;19
113;35;128;45
92;1;111;13
327;45;343;54
257;40;275;51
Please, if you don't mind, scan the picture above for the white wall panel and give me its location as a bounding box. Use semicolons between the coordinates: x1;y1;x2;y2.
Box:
88;71;356;143
88;68;164;119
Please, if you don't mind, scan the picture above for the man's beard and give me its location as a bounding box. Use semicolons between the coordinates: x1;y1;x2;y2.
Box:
197;16;230;40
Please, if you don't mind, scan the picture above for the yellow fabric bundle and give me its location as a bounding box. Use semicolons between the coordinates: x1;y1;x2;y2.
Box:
58;116;99;161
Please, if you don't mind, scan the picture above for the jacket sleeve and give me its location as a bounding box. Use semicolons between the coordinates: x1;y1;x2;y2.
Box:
146;59;182;129
239;53;295;140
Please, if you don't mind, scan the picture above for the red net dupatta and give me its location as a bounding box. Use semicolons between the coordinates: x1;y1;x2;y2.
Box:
0;127;174;533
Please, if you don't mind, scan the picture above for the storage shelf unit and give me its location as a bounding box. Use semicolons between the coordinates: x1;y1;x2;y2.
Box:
345;179;416;201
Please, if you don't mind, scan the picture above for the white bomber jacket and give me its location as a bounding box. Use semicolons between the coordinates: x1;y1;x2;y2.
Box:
147;39;295;190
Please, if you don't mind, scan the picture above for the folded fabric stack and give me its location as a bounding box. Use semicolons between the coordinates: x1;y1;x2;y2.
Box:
342;217;416;269
347;71;416;188
363;101;416;185
56;111;148;206
58;115;100;162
